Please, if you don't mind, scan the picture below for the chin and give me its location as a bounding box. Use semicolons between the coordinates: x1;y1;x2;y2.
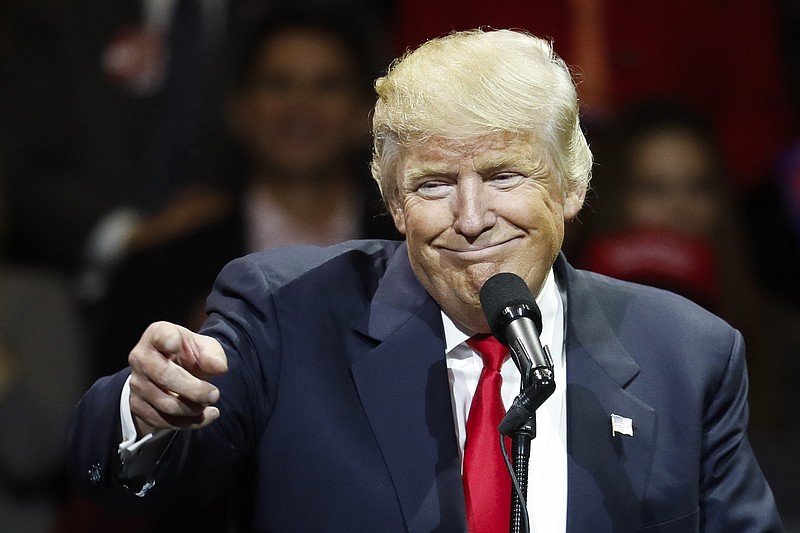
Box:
462;262;504;286
443;300;488;334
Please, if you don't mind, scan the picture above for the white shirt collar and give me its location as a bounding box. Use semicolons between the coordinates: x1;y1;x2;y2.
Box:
442;267;560;352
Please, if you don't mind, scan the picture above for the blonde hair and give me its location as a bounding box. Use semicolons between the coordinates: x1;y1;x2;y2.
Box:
371;29;592;206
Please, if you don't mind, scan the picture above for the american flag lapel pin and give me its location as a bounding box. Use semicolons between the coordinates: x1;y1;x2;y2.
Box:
610;413;634;437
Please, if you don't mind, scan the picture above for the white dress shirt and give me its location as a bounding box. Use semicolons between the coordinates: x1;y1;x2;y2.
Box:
443;267;567;533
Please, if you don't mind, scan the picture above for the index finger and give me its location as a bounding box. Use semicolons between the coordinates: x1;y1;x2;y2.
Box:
129;322;226;403
148;322;228;379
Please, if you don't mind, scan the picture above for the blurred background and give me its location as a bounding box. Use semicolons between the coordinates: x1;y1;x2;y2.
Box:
0;0;797;531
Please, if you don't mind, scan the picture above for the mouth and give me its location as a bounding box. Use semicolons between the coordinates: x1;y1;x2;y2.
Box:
438;237;521;262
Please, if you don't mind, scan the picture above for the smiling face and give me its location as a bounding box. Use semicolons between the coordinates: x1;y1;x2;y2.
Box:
389;132;584;333
230;28;369;179
624;130;721;239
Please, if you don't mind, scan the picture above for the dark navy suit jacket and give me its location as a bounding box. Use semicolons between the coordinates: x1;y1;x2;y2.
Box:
68;240;783;532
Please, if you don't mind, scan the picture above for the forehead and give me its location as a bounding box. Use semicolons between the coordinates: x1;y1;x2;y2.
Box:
257;29;356;73
399;132;536;172
630;131;715;180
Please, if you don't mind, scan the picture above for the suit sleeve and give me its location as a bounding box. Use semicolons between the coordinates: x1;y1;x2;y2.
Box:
699;329;783;532
66;256;278;511
65;369;149;508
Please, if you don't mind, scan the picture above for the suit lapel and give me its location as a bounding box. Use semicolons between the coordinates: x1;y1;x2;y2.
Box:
349;250;658;531
556;257;657;532
351;243;467;533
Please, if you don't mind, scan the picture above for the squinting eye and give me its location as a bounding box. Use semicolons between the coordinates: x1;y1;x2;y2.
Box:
491;173;524;187
416;181;452;198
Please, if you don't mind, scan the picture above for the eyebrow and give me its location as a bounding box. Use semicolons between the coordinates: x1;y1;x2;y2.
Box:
400;148;549;189
478;153;541;176
402;164;452;184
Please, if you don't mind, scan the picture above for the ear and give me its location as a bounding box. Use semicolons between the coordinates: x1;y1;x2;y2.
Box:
388;197;407;235
563;187;586;220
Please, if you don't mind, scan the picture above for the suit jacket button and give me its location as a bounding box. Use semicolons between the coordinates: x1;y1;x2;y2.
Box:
87;463;103;485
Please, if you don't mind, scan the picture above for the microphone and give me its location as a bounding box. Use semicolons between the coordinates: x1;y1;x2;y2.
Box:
479;272;556;435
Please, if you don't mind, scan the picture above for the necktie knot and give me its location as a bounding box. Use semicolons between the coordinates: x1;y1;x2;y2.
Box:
467;335;508;372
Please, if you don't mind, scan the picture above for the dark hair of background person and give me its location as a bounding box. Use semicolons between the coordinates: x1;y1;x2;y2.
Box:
229;5;386;101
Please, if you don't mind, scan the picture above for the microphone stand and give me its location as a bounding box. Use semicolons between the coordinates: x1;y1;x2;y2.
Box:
502;356;555;533
509;416;535;533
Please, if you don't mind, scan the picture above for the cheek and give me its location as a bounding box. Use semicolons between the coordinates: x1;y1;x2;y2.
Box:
512;190;564;236
533;196;568;256
536;205;565;247
402;209;433;242
398;199;451;239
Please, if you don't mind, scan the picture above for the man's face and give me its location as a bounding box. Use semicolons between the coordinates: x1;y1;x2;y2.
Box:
625;130;721;239
231;29;369;178
389;132;583;333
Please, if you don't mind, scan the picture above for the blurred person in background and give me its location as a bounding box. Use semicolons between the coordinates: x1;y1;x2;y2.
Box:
90;5;399;380
0;0;242;291
579;101;790;329
576;101;748;313
225;7;396;253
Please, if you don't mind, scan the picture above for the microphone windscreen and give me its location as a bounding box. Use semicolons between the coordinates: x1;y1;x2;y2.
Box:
479;272;542;340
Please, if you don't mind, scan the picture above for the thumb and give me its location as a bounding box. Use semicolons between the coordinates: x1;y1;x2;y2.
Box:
173;325;228;379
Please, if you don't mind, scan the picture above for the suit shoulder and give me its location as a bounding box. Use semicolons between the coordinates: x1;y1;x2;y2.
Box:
568;268;743;387
571;267;734;335
214;239;403;295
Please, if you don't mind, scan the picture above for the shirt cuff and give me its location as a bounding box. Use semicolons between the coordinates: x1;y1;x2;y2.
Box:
118;375;173;484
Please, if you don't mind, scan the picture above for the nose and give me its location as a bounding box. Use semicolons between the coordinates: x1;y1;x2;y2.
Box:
452;179;495;237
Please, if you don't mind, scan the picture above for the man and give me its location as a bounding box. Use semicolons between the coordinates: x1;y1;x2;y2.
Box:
67;29;782;532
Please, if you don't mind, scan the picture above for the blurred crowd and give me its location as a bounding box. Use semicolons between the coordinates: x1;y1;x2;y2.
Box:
0;0;798;531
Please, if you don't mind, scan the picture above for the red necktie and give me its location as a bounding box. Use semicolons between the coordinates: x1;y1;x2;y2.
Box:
463;335;511;533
